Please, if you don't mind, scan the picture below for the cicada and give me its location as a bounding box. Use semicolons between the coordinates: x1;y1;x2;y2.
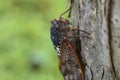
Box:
50;17;85;80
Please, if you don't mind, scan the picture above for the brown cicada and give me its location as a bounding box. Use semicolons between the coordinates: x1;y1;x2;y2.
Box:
50;17;86;80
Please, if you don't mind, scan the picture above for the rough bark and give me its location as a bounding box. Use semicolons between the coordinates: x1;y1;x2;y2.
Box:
71;0;119;80
110;0;120;79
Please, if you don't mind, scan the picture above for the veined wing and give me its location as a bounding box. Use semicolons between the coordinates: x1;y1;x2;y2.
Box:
59;39;84;80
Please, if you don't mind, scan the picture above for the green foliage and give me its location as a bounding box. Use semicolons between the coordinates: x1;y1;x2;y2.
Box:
0;0;67;80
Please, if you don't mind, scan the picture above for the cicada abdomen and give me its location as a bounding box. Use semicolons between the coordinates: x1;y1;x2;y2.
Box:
59;39;84;80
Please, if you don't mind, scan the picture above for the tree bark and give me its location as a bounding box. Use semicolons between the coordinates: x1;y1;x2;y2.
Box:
110;0;120;80
71;0;120;80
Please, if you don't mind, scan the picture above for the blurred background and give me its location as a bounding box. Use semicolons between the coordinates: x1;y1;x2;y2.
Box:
0;0;68;80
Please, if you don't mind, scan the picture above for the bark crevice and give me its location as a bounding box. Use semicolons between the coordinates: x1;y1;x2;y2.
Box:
107;0;116;78
101;69;104;80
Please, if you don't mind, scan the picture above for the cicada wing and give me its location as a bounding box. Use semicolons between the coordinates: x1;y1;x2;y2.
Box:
59;40;84;80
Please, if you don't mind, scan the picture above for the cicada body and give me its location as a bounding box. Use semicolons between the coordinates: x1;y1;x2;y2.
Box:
50;17;84;80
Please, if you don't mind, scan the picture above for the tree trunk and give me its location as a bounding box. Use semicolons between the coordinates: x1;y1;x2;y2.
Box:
71;0;120;80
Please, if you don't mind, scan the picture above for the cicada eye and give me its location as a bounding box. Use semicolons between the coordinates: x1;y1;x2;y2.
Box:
51;19;57;25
